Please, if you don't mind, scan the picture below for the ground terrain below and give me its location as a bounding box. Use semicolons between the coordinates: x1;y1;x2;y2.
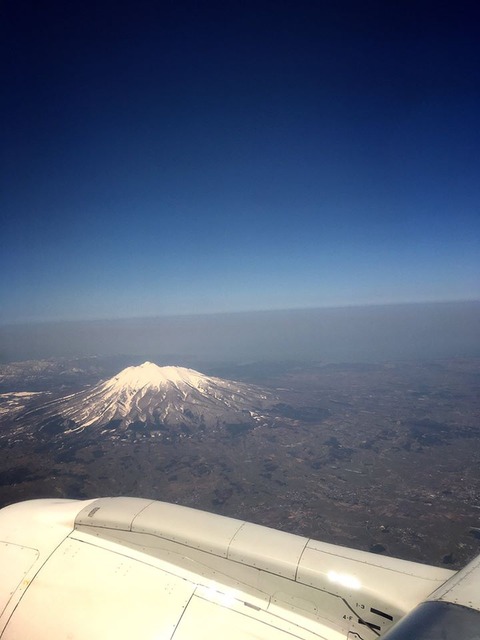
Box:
0;356;479;570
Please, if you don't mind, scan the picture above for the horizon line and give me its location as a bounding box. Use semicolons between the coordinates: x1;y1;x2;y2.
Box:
1;298;479;328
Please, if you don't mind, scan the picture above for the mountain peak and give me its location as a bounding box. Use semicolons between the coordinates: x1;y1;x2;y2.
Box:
109;362;209;392
23;361;276;433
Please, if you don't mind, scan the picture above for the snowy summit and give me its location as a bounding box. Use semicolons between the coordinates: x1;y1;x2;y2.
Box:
108;362;212;392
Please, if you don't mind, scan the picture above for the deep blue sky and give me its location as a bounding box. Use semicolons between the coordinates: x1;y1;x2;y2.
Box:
1;0;479;323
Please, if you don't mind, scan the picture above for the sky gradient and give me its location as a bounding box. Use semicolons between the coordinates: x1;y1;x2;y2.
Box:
1;1;479;324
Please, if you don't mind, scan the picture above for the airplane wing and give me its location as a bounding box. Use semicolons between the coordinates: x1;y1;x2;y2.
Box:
0;497;478;639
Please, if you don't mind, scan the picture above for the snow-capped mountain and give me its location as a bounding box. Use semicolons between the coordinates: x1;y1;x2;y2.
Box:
26;362;275;433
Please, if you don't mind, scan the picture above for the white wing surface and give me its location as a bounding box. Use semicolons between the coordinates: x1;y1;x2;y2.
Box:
0;497;463;639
